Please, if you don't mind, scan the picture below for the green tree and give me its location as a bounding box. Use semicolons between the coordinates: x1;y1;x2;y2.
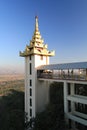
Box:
33;82;67;130
0;89;24;130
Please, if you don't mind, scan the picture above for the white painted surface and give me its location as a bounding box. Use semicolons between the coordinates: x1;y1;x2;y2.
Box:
67;112;87;126
24;54;50;121
38;77;87;128
67;95;87;104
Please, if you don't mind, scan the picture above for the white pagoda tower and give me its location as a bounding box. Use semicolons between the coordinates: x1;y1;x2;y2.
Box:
20;16;55;121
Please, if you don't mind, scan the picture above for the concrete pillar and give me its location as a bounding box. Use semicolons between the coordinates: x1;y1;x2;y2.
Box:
70;83;75;111
25;57;30;120
70;83;75;128
64;81;69;124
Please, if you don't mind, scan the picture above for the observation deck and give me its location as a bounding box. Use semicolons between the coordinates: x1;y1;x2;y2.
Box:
37;61;87;128
37;61;87;83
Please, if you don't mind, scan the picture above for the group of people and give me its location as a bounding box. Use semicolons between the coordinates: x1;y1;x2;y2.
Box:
61;69;73;79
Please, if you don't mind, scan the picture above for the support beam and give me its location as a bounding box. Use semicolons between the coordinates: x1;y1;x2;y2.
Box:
70;83;75;128
70;83;75;111
73;111;87;120
64;81;69;124
67;95;87;104
67;112;87;126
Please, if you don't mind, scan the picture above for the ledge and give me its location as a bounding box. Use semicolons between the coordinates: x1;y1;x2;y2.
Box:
67;95;87;104
66;112;87;126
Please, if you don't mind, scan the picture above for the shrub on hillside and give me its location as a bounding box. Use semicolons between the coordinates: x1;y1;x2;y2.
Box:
33;82;67;130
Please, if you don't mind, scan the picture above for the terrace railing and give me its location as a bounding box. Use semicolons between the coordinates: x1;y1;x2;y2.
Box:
37;71;87;81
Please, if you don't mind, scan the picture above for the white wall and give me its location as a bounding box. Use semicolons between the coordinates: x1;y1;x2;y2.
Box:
34;55;50;113
25;54;50;121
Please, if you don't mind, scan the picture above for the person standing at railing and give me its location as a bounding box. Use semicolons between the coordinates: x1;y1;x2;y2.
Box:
62;71;65;79
71;69;73;79
68;69;70;78
86;69;87;80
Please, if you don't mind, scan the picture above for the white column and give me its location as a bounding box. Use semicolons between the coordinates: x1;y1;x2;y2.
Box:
70;83;75;111
70;83;75;128
64;81;68;124
31;56;36;118
25;57;30;120
32;72;36;118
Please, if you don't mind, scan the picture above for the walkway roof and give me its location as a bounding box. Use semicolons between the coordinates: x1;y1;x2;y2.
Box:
37;62;87;70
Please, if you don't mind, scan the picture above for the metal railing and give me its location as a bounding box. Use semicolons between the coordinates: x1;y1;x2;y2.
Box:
37;72;87;81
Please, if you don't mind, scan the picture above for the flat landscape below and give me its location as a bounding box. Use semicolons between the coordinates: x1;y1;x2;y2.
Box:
0;74;24;96
0;74;24;83
0;74;24;130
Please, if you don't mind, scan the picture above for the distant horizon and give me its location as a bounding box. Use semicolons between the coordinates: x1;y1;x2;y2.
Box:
1;60;87;75
0;65;24;74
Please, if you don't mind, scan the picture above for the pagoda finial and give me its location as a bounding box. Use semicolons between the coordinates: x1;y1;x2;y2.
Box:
35;16;39;31
20;16;55;57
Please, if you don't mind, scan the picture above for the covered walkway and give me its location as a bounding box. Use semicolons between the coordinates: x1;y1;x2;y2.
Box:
37;61;87;129
37;61;87;81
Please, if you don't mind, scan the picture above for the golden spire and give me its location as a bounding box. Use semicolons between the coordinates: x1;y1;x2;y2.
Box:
35;16;39;31
32;16;43;45
20;16;55;57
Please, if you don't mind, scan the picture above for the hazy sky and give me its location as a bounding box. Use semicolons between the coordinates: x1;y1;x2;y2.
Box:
0;0;87;71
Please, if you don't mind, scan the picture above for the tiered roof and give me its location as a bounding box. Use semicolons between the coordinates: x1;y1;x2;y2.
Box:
20;16;55;57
